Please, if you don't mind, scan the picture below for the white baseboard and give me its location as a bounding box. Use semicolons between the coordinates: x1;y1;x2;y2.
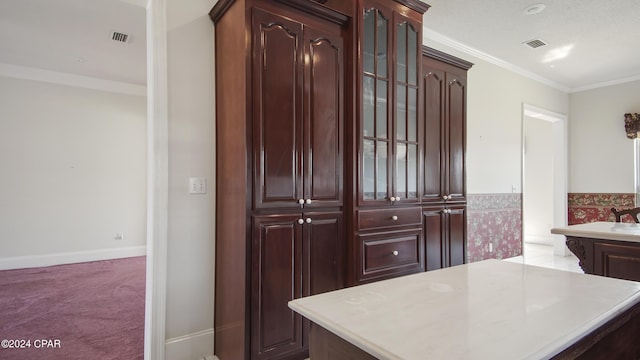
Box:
165;328;215;360
0;246;146;270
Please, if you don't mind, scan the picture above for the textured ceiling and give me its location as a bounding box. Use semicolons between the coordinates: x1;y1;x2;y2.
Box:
1;0;639;92
0;0;146;85
422;0;640;91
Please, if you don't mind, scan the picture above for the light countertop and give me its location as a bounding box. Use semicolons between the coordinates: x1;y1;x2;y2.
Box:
289;260;640;360
551;221;640;242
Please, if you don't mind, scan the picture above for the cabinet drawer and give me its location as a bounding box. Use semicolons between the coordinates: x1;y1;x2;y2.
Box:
364;236;419;273
357;207;422;231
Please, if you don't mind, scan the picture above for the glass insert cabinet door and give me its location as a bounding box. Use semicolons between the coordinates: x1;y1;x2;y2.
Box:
361;5;420;204
395;19;419;201
362;7;390;202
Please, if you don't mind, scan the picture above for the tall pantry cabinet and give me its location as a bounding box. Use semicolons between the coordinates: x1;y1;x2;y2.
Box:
210;1;347;359
422;46;473;271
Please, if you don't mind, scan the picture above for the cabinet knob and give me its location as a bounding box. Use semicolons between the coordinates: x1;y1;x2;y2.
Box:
390;196;396;202
305;199;312;205
305;218;312;224
392;250;399;256
298;199;305;205
391;215;398;221
297;219;304;225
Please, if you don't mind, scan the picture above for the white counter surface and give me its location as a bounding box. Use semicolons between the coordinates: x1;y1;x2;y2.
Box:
288;260;640;360
551;221;640;242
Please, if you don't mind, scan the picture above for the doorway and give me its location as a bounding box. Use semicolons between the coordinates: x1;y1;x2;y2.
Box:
522;104;568;256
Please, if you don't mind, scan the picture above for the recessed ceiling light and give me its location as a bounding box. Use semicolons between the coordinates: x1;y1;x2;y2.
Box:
523;3;546;15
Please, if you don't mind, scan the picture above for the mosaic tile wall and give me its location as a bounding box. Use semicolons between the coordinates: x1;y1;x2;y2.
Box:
567;193;636;224
467;193;522;262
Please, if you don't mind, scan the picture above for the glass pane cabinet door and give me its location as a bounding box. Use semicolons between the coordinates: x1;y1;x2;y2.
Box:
362;8;390;201
395;20;420;201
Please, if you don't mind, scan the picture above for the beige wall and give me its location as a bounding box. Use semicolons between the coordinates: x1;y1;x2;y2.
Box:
569;80;640;193
0;77;147;265
165;0;217;359
422;39;570;194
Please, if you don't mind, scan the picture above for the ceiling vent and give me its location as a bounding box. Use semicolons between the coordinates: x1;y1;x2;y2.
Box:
111;31;130;44
523;38;547;49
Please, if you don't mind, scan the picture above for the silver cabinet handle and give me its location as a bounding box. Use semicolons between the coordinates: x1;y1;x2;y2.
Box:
297;219;304;225
298;199;305;205
305;218;312;224
391;215;398;221
392;250;399;256
390;196;396;202
305;199;312;205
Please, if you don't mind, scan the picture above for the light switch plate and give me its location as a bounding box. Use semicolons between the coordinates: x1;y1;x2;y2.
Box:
189;177;207;194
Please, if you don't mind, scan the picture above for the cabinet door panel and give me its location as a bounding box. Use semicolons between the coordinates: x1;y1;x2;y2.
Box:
253;9;304;209
446;73;466;202
423;207;444;271
304;212;345;296
304;27;344;207
252;214;303;359
422;67;445;203
447;206;466;267
594;242;640;282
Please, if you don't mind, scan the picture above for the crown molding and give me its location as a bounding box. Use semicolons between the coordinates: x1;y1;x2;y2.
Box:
0;62;146;96
423;27;571;93
569;74;640;93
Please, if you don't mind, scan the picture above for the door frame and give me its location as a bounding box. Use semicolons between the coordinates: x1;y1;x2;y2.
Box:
144;0;169;359
521;103;568;256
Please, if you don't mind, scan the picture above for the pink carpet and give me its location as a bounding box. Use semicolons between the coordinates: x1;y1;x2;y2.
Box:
0;256;145;360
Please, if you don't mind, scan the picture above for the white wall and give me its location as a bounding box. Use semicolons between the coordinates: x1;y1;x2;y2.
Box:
0;76;146;267
523;116;554;243
422;39;570;194
164;0;217;359
568;80;640;193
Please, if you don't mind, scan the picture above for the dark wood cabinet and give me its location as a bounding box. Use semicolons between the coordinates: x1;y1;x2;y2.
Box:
211;1;347;359
423;204;466;271
252;7;344;211
351;0;429;285
422;47;471;205
421;47;472;271
251;214;303;359
211;1;472;358
358;0;424;206
566;236;640;282
252;212;344;359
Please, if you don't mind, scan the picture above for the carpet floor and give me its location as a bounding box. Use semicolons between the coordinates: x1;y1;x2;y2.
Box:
0;256;145;360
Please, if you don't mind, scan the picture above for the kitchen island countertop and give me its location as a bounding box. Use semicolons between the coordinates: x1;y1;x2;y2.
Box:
289;259;640;360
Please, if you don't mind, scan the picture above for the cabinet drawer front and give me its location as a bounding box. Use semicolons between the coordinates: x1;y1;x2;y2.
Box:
357;207;422;230
362;235;420;275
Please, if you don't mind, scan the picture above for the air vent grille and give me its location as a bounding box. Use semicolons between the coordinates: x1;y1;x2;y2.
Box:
111;31;130;43
523;38;547;48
